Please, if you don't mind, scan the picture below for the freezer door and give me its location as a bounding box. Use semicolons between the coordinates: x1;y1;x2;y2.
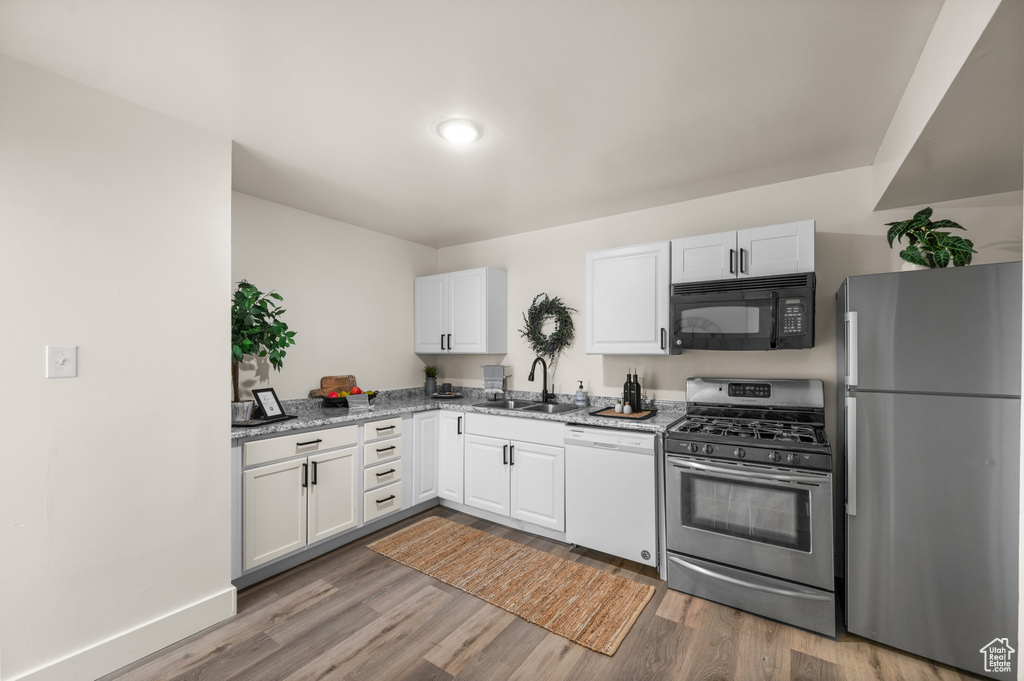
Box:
845;262;1021;395
846;391;1019;677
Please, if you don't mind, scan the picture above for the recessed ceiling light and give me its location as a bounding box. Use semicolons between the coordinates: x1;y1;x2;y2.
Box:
437;117;484;145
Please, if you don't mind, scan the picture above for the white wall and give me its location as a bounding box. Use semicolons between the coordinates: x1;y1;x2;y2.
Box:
437;166;1023;444
0;55;234;681
231;192;438;400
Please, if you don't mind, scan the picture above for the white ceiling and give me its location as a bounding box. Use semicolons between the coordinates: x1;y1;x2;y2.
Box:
0;1;947;248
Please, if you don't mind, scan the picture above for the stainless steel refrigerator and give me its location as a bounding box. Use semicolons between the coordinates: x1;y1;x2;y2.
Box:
836;262;1021;679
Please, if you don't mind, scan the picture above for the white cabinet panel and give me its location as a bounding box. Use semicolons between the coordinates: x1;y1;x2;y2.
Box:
243;458;307;571
414;274;447;353
670;232;735;283
412;411;440;503
438;411;465;503
464;434;510;516
509;440;565;531
307;448;357;544
671;220;814;284
738;220;815;278
585;241;670;355
414;267;507;354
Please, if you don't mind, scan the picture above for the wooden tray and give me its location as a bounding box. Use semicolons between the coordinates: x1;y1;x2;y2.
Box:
588;408;658;420
309;374;357;398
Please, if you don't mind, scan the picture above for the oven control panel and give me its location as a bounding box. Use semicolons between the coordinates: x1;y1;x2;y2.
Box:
728;382;771;399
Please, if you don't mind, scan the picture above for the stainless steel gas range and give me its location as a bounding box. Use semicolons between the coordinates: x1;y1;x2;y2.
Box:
663;377;836;636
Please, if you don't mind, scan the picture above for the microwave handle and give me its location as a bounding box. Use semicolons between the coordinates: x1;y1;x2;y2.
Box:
769;292;779;348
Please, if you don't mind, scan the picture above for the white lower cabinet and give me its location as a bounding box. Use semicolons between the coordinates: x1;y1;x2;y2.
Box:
464;431;565;532
438;411;465;503
242;430;358;572
412;411;440;503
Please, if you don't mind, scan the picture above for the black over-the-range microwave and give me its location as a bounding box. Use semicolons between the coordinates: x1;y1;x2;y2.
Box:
669;272;815;352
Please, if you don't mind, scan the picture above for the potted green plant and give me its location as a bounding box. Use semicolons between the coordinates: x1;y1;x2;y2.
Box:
424;365;438;397
885;207;976;269
231;280;296;422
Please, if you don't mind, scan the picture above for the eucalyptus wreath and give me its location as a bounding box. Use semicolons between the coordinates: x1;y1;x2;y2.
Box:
519;294;577;371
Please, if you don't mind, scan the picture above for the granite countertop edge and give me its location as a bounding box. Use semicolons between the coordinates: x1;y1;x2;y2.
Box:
232;387;685;441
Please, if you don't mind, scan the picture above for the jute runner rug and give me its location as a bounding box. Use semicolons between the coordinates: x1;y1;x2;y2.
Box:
368;516;655;655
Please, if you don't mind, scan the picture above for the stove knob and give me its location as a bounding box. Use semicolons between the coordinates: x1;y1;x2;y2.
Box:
787;452;799;465
702;444;714;454
733;447;746;459
768;450;780;463
686;442;699;453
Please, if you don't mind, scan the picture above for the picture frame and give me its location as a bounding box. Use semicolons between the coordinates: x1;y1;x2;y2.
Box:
252;387;286;420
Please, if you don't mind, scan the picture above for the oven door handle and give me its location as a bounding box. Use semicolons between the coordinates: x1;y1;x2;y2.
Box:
668;555;833;602
669;459;825;486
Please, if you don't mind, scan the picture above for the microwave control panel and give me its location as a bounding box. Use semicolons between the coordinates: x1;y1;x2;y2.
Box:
780;297;809;336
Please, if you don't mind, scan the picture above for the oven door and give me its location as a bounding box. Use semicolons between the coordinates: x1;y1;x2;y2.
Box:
670;290;778;352
665;455;833;590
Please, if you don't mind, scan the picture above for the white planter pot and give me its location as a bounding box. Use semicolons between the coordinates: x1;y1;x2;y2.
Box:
232;400;255;422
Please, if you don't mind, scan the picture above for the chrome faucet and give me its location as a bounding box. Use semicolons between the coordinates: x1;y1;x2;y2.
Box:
528;356;551;403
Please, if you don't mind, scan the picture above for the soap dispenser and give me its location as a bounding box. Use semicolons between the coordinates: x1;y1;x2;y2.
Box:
575;380;587;407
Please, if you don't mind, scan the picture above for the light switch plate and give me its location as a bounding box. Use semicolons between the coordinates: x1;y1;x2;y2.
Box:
46;346;77;378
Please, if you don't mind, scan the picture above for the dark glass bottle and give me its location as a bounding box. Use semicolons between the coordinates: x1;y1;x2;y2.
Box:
623;370;631;407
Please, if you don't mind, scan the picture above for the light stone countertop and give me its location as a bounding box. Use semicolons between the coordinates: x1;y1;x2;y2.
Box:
231;386;686;441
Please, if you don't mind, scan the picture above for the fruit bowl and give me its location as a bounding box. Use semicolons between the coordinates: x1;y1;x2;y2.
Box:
322;391;377;408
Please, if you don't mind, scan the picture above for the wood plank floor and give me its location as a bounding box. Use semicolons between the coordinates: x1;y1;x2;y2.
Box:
99;507;985;681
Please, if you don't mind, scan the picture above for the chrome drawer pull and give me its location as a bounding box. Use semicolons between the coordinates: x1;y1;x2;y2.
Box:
375;469;396;477
376;495;396;504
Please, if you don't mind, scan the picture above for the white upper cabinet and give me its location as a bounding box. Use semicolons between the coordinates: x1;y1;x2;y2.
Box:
585;241;670;355
672;220;815;283
414;267;507;354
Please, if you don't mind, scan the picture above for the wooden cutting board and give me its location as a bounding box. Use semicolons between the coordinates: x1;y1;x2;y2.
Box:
308;375;357;398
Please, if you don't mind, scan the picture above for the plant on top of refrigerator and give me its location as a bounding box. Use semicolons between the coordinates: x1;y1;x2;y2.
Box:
885;207;976;268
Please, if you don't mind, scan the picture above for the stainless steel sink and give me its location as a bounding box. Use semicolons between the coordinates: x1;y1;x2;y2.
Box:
472;399;537;410
518;403;581;414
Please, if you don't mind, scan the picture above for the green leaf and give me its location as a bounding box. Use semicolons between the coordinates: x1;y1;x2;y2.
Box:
930;249;950;269
930;219;965;231
899;245;929;267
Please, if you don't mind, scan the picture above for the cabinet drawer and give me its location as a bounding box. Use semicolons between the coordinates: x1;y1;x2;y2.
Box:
364;437;403;466
364;416;403;443
244;426;357;468
364;459;403;490
364;481;403;522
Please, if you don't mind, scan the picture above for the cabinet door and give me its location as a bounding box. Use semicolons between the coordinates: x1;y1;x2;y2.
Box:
585;241;670;355
307;448;357;544
414;274;447;353
670;232;737;282
438;411;465;503
243;458;307;571
447;268;488;353
737;220;814;278
412;411;440;504
464;434;510;516
509;441;565;531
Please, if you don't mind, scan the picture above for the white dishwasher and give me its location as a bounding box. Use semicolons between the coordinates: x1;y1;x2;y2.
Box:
565;425;658;567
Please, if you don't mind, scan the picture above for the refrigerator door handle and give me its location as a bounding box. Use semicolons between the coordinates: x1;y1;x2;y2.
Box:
846;396;857;516
845;311;858;386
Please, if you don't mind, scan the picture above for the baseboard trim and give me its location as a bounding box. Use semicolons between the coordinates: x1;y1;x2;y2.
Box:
438;499;568;543
8;587;236;681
